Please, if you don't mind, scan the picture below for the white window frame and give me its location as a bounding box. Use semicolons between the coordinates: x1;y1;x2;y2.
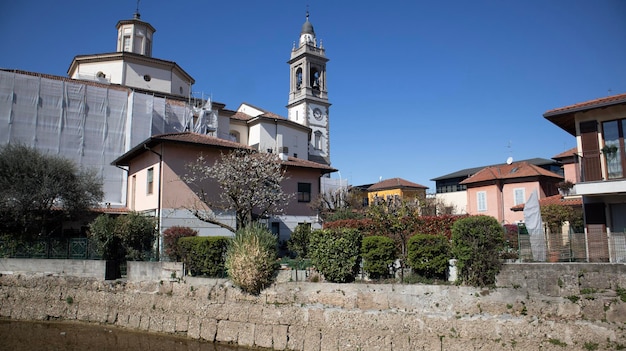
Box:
477;191;487;212
514;188;525;206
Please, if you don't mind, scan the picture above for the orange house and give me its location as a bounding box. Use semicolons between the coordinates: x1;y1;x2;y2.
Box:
367;178;428;205
460;162;563;224
112;132;336;252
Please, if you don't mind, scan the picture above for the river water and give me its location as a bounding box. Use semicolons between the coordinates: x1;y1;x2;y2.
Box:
0;320;254;351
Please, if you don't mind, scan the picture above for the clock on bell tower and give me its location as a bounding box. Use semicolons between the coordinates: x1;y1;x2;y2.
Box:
287;11;331;166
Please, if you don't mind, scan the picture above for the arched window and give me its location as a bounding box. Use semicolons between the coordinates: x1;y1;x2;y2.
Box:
296;68;303;90
229;130;240;143
314;131;323;150
310;68;320;89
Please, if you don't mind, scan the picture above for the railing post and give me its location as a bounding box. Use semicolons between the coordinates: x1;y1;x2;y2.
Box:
584;227;590;263
607;228;613;263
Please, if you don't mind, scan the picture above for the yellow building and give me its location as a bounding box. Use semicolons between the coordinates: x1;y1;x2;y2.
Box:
367;178;428;205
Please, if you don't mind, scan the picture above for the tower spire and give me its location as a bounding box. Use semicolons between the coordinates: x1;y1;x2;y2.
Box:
134;0;141;19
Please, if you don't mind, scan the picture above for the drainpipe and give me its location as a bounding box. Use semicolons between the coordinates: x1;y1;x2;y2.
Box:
144;143;163;261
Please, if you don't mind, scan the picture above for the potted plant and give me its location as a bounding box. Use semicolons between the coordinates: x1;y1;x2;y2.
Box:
601;144;618;158
556;180;574;196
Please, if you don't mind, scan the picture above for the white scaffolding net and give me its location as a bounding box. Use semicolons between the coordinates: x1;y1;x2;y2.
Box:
0;70;216;206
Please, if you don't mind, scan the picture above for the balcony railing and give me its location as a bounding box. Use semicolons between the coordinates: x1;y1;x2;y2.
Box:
579;147;626;182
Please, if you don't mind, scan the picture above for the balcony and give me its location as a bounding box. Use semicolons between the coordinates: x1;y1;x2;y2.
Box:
577;148;626;195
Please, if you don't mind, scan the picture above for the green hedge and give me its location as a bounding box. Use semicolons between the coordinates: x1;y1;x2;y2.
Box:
361;235;396;279
451;216;504;287
309;228;362;283
179;236;229;277
407;234;450;280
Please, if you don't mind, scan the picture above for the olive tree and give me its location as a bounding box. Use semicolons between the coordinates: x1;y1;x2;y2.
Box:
184;149;291;233
0;144;103;239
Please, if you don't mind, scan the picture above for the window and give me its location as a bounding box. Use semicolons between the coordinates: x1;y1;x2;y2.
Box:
314;131;322;150
123;35;131;51
602;119;625;179
271;222;280;236
513;188;525;206
297;182;311;202
147;167;154;195
477;191;487;212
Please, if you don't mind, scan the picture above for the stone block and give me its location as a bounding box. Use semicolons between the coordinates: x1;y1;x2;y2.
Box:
606;302;626;324
286;325;306;351
216;320;240;343
149;314;163;332
175;314;188;332
237;322;256;348
272;324;289;350
199;318;217;341
302;327;321;351
254;324;274;349
187;316;201;339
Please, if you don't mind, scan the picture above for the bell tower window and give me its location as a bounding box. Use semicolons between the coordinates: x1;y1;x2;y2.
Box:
310;68;320;90
314;131;323;150
296;68;302;90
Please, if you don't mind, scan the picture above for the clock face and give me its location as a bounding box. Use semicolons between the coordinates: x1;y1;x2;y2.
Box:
313;108;322;120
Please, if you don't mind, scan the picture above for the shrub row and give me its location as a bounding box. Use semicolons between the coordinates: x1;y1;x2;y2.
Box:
312;215;504;287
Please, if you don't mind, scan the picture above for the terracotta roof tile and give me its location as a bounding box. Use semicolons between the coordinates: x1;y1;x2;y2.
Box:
552;147;578;159
460;162;563;185
544;92;626;116
510;195;582;211
153;132;252;149
283;156;337;172
230;111;254;121
368;178;428;191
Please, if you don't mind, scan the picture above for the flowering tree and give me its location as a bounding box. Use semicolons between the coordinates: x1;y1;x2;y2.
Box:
184;149;291;233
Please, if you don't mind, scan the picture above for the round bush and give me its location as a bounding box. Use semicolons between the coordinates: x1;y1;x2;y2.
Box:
309;228;362;283
225;223;278;295
361;235;396;279
407;234;450;280
451;215;504;287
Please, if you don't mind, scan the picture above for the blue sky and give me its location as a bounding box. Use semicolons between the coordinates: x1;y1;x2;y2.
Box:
2;1;626;190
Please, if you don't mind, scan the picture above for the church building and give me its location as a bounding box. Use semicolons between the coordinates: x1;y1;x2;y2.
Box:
0;9;337;250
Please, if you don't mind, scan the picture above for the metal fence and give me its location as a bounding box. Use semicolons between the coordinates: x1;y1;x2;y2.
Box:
517;231;626;263
0;238;102;260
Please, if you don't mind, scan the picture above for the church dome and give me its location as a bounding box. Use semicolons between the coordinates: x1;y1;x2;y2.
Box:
301;14;315;35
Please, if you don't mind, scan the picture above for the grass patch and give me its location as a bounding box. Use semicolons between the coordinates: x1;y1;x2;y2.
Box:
548;338;567;347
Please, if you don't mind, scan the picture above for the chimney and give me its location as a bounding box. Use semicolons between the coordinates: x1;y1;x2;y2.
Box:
278;146;289;161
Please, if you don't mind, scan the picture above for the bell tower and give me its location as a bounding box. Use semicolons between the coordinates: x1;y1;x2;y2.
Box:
287;12;331;166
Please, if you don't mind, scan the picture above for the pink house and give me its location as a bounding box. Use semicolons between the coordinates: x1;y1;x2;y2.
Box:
460;161;563;224
112;132;336;254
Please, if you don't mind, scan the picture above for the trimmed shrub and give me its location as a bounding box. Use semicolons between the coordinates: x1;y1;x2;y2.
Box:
287;223;311;259
407;234;450;280
361;235;396;279
89;212;156;261
451;215;505;287
309;228;362;283
179;236;229;277
163;226;198;261
115;212;157;261
225;223;278;295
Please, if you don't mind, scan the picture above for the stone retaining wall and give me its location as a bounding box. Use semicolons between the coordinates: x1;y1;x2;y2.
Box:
1;263;625;350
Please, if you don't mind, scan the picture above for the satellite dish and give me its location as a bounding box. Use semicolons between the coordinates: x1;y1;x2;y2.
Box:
506;156;513;165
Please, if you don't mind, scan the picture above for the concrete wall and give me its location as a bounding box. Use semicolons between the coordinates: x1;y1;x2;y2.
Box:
0;259;106;279
1;262;625;350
